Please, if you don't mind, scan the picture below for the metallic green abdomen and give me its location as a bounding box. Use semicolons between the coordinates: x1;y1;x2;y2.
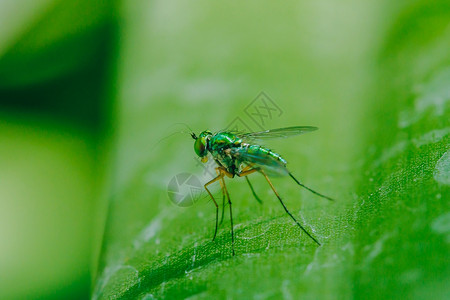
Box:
246;145;287;165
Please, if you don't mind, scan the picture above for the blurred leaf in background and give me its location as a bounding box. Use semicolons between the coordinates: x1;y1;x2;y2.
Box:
93;0;449;299
0;0;117;299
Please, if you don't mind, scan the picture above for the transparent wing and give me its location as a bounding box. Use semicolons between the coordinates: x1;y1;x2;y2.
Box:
231;147;289;177
235;126;318;142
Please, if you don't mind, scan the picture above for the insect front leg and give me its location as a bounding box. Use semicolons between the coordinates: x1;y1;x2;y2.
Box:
217;168;235;256
203;171;224;241
215;168;226;225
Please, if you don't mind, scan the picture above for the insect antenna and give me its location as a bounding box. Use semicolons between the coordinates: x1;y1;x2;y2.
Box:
289;173;334;201
150;131;185;151
151;123;198;151
172;122;197;139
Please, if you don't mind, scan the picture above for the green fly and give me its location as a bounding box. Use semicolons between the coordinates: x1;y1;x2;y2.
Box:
191;126;333;256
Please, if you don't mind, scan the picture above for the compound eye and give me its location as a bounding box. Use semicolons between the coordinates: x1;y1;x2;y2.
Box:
194;137;207;157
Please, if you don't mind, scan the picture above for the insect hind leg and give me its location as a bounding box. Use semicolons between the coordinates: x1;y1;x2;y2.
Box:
260;170;321;246
289;173;334;201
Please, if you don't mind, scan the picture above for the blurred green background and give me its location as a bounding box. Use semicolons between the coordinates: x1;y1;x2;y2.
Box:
0;0;449;299
0;0;117;298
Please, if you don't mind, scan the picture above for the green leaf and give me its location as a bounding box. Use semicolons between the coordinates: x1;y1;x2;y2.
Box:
94;1;450;299
0;1;118;299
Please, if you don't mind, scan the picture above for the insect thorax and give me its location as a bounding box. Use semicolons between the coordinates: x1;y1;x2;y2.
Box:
208;132;242;175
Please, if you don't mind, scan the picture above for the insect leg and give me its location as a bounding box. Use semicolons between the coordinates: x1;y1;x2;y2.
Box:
236;168;262;203
260;170;321;246
215;168;226;225
289;173;334;201
218;169;235;256
245;176;263;204
204;171;224;241
236;167;259;177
